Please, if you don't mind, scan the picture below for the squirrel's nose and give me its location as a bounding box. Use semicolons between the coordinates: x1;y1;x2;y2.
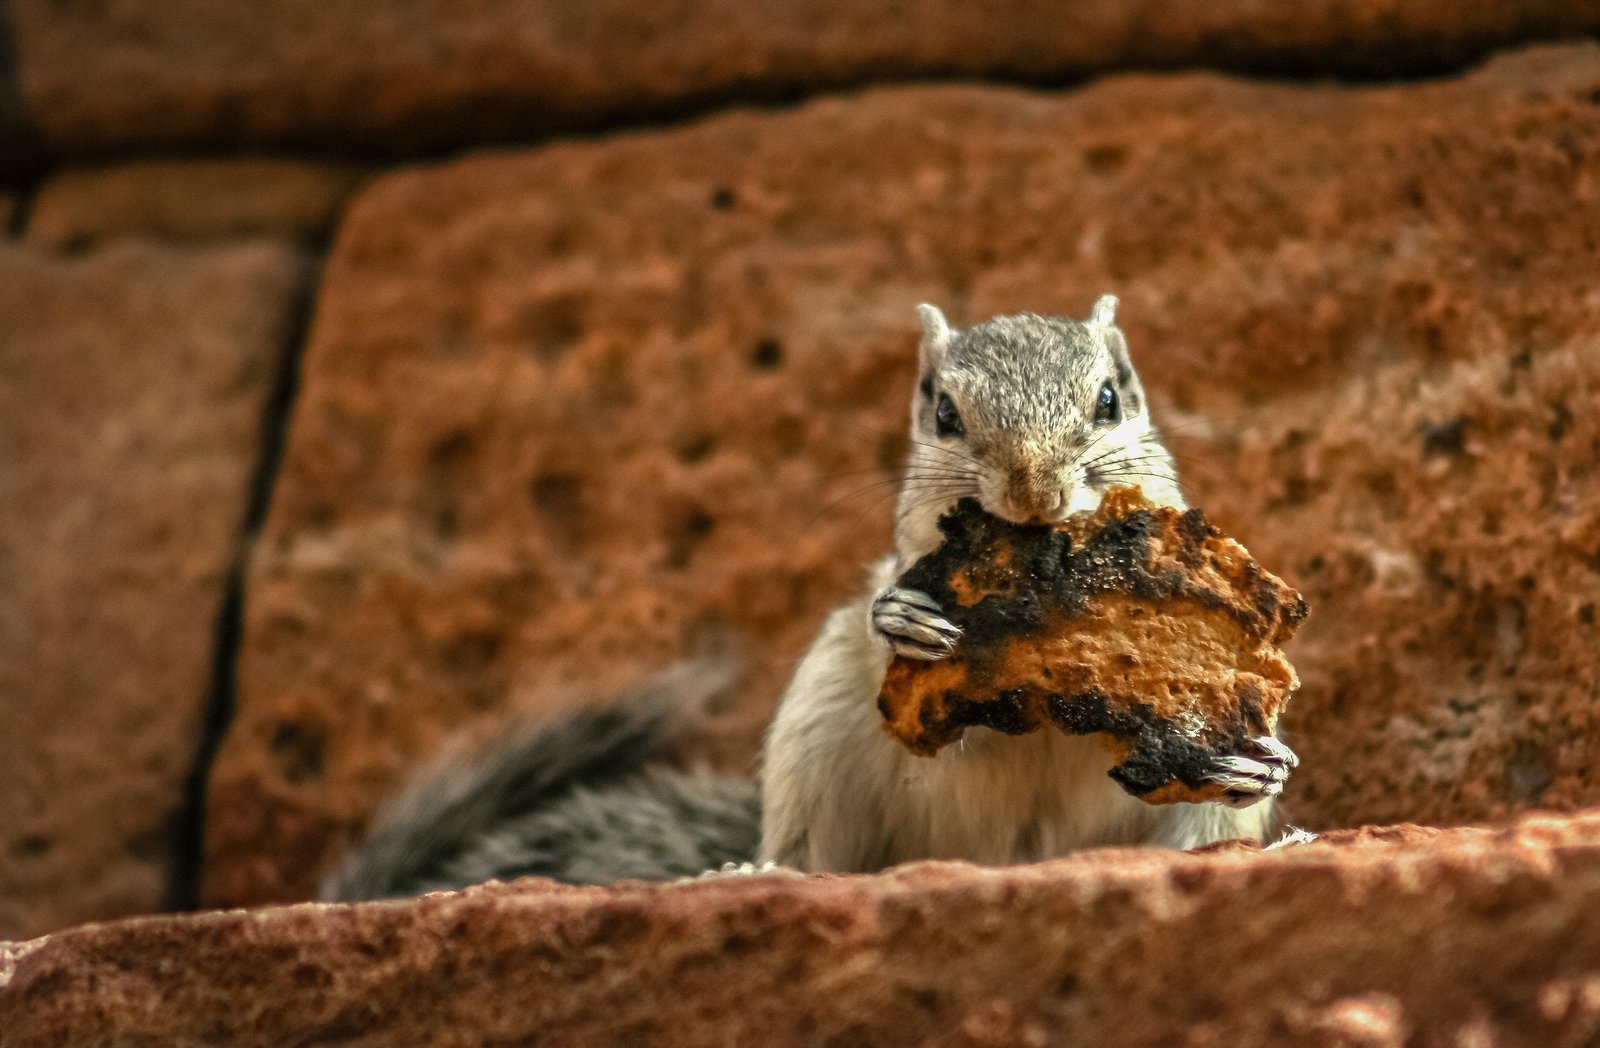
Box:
1002;474;1070;524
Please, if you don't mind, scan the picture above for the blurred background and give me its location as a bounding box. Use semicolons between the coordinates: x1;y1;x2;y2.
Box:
3;1;1600;942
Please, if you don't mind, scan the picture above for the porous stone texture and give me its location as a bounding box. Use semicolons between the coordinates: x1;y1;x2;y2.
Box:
207;43;1600;907
1177;318;1600;831
0;240;308;939
11;0;1600;157
12;811;1600;1047
25;159;367;249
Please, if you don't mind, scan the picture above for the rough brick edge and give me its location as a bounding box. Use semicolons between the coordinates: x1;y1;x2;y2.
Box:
6;810;1600;1046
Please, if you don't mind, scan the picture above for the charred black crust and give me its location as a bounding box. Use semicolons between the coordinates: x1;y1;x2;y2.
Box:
907;683;1255;796
946;688;1039;737
899;689;1039;754
1045;689;1242;796
898;497;1299;651
1175;508;1216;565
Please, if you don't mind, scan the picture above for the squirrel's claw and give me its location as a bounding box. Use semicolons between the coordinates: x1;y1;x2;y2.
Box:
698;861;786;878
871;586;960;661
1203;735;1297;809
1250;733;1300;769
890;588;945;614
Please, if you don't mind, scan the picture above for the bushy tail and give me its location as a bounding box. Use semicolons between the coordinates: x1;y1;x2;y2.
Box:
321;660;760;901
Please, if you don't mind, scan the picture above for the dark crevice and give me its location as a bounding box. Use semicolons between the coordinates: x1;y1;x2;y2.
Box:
0;0;48;188
13;30;1598;177
4;173;35;237
163;249;324;913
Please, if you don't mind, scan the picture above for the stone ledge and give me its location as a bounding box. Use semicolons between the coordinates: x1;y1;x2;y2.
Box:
7;811;1600;1046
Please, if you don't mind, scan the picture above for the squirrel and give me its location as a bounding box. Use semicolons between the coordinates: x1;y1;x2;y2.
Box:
323;296;1294;901
758;297;1293;871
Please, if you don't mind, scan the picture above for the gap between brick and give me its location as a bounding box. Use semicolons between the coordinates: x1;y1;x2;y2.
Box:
0;0;51;192
163;251;324;913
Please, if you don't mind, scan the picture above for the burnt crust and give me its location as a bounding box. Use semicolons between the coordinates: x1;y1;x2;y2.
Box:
878;488;1308;804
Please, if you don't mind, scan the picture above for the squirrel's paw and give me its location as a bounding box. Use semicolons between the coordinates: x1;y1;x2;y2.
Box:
1204;735;1298;809
871;586;961;660
694;861;796;881
1265;826;1319;850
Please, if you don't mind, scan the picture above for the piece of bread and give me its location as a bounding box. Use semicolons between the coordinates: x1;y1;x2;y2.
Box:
876;487;1308;804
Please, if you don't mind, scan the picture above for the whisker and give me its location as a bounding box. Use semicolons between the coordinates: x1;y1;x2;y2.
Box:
894;475;975;491
1089;473;1190;500
900;483;980;497
805;479;925;532
828;464;911;481
896;484;978;519
1083;455;1177;479
1091;463;1179;478
896;478;982;497
1076;426;1118;464
905;438;989;471
1078;439;1142;473
809;496;900;536
824;468;976;496
901;469;982;481
811;476;963;526
1091;471;1180;485
1091;455;1177;473
897;488;975;504
1093;468;1194;494
822;477;916;504
904;442;968;456
816;463;977;518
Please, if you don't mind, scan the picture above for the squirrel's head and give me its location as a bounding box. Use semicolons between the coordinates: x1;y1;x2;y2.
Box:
898;297;1176;552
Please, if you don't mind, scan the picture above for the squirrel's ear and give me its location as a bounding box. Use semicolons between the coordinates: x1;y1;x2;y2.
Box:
916;303;951;373
1088;294;1118;329
1090;294;1146;415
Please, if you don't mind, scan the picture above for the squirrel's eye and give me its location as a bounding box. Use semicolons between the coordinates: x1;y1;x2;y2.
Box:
1094;381;1120;425
935;392;965;438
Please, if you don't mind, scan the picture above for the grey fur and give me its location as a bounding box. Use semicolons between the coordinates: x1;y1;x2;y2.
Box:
321;662;759;901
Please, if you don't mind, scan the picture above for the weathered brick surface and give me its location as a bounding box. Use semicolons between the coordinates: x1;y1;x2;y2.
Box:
0;240;308;938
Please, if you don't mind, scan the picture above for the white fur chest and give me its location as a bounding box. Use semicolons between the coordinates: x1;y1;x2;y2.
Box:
883;724;1164;865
